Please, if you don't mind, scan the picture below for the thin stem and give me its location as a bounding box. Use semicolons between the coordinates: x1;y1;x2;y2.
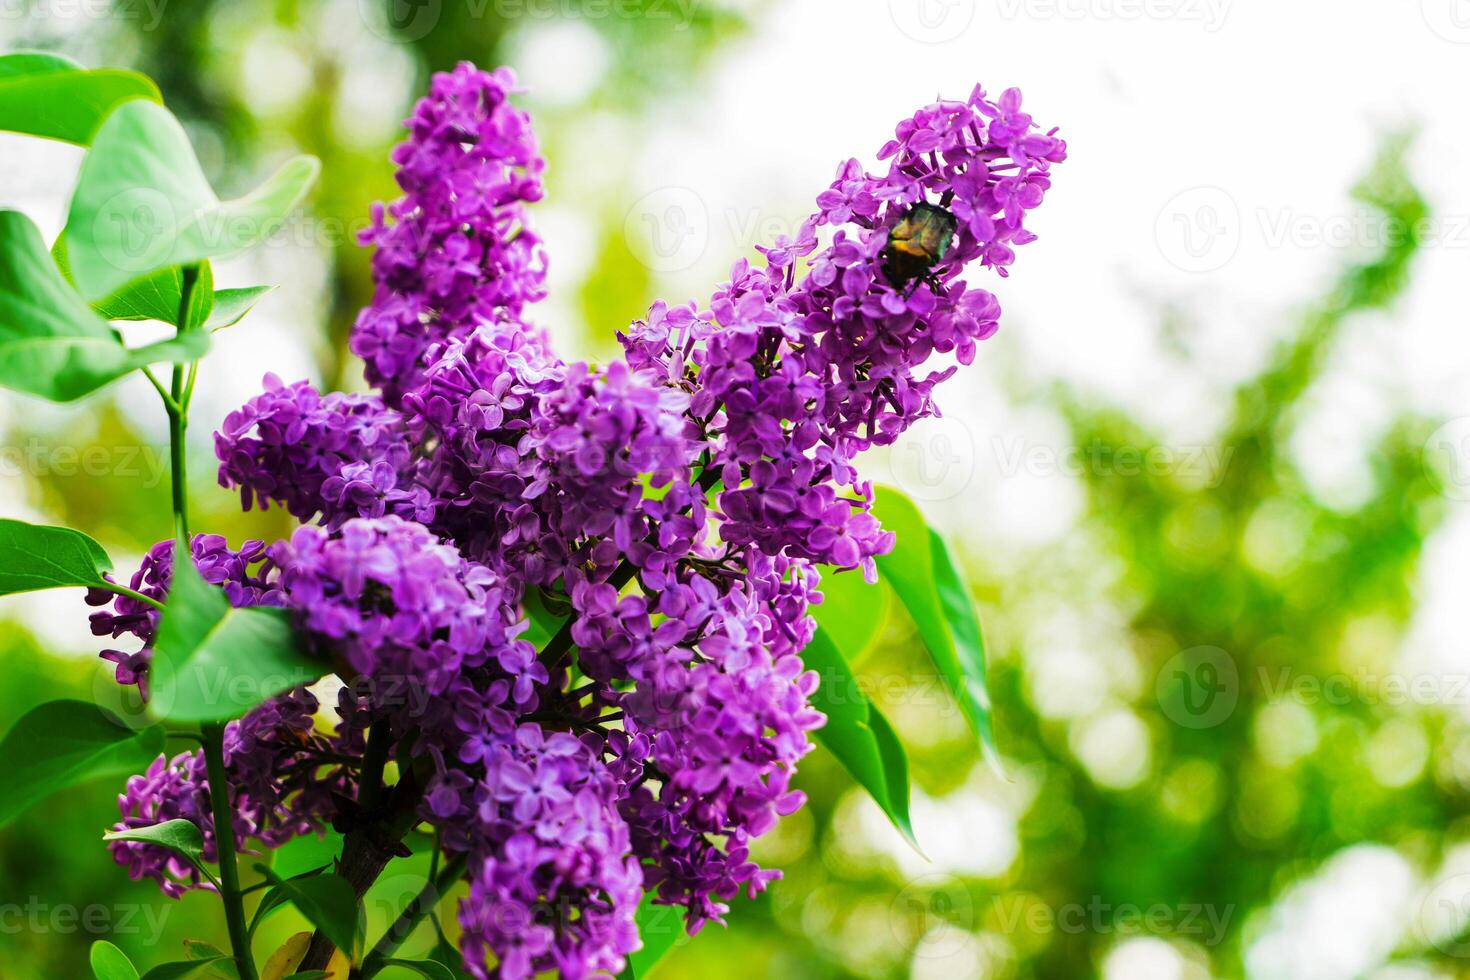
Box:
140;367;181;414
168;364;189;540
98;581;166;612
202;722;259;980
167;264;201;540
359;854;468;976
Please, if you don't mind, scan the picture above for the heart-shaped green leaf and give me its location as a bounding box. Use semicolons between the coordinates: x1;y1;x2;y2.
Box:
149;546;322;723
0;519;112;596
802;627;918;849
0;700;165;826
90;939;140;980
0;210;208;401
0;52;159;145
65;99;319;302
873;485;1000;771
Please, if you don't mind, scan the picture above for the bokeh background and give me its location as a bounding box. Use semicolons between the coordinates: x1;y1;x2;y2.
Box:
3;1;1470;978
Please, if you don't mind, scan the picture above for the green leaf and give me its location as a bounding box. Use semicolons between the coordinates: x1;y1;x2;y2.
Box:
427;923;472;979
810;565;888;663
0;52;159;145
802;627;918;849
622;890;689;978
206;286;274;330
55;236;271;330
181;940;235;976
138;959;228;980
252;865;358;959
103;818;205;865
0;700;165;826
65;99;319;302
91;940;140;980
271;829;344;879
0;210;208;401
0;519;112;595
149;546;323;722
873;485;1000;772
522;587;568;648
383;961;457;980
92;261;214;329
249;866;329;938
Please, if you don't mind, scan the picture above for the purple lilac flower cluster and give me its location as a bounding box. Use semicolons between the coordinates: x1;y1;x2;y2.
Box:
351;62;548;401
101;63;1061;978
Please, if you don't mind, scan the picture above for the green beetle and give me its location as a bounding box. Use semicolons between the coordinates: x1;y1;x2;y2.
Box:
884;201;958;286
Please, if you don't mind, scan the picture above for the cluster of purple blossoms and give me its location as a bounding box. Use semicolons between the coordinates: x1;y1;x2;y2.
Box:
99;62;1061;978
109;687;350;897
215;374;424;527
351;62;548;401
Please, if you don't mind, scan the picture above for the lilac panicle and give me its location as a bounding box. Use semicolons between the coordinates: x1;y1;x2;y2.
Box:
351;62;548;401
103;62;1062;977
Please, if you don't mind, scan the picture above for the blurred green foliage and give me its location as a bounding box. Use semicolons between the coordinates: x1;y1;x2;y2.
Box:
0;4;1464;979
